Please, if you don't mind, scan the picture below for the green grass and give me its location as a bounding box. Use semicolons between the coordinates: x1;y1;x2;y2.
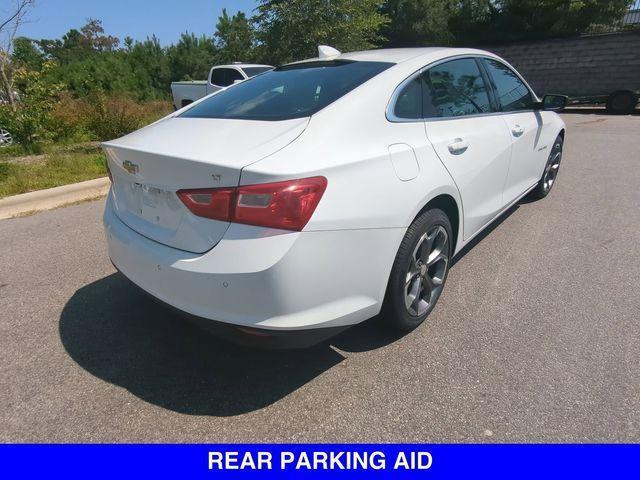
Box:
0;151;107;198
0;140;99;159
0;144;31;159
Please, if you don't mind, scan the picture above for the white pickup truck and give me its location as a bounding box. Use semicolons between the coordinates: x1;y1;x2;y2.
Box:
171;63;273;110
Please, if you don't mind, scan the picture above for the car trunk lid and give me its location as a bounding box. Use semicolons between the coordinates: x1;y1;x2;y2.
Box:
103;116;308;253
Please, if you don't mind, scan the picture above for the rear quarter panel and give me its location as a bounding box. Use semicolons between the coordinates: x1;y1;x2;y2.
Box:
240;77;462;234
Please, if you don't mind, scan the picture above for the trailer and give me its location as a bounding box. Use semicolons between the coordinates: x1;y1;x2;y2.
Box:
487;30;640;114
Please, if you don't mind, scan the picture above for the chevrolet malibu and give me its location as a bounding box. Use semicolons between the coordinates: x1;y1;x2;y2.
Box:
103;46;567;347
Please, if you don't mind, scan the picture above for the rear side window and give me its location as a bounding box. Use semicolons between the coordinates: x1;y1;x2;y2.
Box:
210;68;229;87
394;76;423;119
182;60;393;121
422;58;492;118
227;68;244;84
482;59;534;112
243;66;273;77
210;68;243;87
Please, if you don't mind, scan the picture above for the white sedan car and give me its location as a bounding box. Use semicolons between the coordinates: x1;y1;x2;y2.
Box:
103;47;567;347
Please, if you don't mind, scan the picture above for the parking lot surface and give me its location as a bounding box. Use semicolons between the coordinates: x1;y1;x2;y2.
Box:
1;112;639;442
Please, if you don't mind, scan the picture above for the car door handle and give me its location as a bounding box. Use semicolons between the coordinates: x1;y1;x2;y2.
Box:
448;138;469;155
511;125;525;137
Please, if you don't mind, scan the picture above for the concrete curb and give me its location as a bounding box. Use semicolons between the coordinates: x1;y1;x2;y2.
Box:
0;177;110;220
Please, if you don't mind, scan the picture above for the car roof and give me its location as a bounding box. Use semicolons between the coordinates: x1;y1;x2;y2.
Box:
286;47;479;66
338;47;452;64
213;64;274;69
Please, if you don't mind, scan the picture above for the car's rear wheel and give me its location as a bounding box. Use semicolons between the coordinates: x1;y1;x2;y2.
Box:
0;128;13;147
530;135;563;200
382;209;452;331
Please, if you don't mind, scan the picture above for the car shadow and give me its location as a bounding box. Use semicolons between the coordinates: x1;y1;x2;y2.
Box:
59;273;345;416
59;202;521;416
562;107;640;116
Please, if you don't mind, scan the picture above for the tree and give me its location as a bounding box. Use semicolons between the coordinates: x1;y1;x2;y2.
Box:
167;32;217;81
253;0;389;64
214;9;255;64
38;19;119;64
123;36;134;52
128;36;171;98
0;61;62;146
11;36;44;70
44;51;135;97
0;0;35;108
381;0;455;47
450;0;635;45
78;18;119;52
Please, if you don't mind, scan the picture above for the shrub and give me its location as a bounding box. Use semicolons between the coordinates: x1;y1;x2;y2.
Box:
48;92;94;144
49;93;172;142
2;75;172;149
84;93;147;140
0;63;63;149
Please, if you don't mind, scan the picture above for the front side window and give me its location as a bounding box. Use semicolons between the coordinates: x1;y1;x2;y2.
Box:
422;58;492;118
483;59;534;112
182;60;393;121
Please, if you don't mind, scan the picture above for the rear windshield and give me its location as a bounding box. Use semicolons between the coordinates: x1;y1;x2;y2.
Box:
242;66;273;77
180;60;393;121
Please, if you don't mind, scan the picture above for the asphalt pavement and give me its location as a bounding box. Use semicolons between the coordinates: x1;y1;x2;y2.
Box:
1;112;639;442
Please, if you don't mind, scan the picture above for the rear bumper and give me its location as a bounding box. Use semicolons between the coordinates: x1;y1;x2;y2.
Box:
103;192;404;340
112;267;348;348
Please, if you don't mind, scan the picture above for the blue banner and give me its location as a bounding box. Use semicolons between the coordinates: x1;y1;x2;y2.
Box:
1;444;638;479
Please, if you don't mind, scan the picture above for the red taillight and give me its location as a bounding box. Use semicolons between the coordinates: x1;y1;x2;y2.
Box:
176;187;235;222
177;176;327;231
234;177;327;231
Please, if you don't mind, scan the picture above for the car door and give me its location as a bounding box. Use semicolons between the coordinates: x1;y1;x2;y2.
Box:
422;57;513;240
481;58;547;205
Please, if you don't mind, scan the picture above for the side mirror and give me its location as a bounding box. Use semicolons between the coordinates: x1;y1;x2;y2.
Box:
536;94;568;112
233;79;244;85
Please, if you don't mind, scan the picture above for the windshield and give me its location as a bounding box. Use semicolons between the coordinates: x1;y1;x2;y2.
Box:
180;60;393;121
243;66;274;77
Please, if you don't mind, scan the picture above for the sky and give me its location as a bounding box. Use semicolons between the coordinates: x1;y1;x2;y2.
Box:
9;0;260;46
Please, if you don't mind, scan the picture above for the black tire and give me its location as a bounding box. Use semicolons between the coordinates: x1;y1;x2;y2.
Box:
382;208;452;331
529;135;563;200
606;91;638;115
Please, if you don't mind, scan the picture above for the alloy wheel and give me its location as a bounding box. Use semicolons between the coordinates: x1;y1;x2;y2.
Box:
404;225;449;316
0;129;13;147
543;149;562;193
